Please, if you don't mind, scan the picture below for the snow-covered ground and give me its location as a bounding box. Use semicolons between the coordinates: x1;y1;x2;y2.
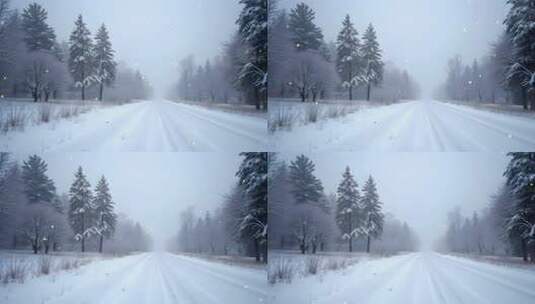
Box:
0;100;267;152
269;100;535;151
271;251;535;304
0;252;268;304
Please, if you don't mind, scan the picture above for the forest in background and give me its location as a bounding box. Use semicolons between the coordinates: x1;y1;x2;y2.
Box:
0;0;152;103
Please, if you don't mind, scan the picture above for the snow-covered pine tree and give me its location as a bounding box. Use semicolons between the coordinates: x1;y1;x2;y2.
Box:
336;15;362;101
288;2;323;51
361;23;384;101
335;166;361;252
236;152;268;262
69;15;95;101
504;0;535;110
236;0;268;110
93;176;117;253
68;166;94;252
93;24;116;102
288;154;324;205
504;152;535;261
21;155;56;205
21;3;56;51
361;175;384;253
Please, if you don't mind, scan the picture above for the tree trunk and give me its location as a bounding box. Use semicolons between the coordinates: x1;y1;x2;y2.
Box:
367;84;371;101
349;236;353;252
81;213;85;253
82;84;86;101
99;235;104;253
366;235;371;253
99;82;104;102
522;238;528;262
522;88;528;110
349;85;353;101
254;238;260;262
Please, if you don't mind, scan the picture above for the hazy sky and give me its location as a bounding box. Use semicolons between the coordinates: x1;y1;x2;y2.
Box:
11;0;241;97
13;152;242;248
279;152;509;249
278;0;509;97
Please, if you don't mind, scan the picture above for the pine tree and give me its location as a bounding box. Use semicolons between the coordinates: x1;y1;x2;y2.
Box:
361;23;384;101
93;176;116;253
289;154;324;205
69;15;94;101
335;166;361;252
21;155;56;204
236;0;268;110
504;152;535;261
336;15;362;101
288;2;323;51
361;175;384;253
68;166;94;252
93;24;116;102
504;0;535;110
236;152;268;263
21;3;56;51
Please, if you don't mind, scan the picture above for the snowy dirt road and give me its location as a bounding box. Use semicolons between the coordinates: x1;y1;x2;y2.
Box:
270;100;535;151
272;252;535;304
0;252;268;304
0;100;267;152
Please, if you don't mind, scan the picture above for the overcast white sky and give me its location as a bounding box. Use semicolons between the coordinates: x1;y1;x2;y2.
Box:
279;152;509;249
13;153;241;248
11;0;240;97
277;0;509;97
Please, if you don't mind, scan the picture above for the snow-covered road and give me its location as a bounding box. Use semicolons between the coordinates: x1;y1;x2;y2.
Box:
0;100;267;152
0;252;268;304
270;100;535;151
272;252;535;304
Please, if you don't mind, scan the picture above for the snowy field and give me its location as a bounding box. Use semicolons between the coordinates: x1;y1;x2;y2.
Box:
0;99;267;152
0;99;102;134
0;252;269;304
270;252;535;304
0;251;102;285
268;251;380;284
268;98;382;132
269;100;535;151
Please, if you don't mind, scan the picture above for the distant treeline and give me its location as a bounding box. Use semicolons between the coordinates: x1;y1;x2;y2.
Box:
437;1;535;110
0;153;153;254
0;0;152;102
170;0;267;110
269;154;419;254
268;2;420;103
170;153;268;263
437;153;535;263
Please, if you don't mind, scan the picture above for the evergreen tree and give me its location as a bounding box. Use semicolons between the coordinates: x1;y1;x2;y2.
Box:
21;3;56;51
236;152;268;262
288;2;323;51
68;166;94;252
93;176;117;253
361;175;384;253
335;166;361;252
504;0;535;110
504;152;535;261
361;23;384;101
21;155;56;205
288;154;324;205
336;15;362;101
69;15;94;101
236;0;268;110
93;24;116;102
